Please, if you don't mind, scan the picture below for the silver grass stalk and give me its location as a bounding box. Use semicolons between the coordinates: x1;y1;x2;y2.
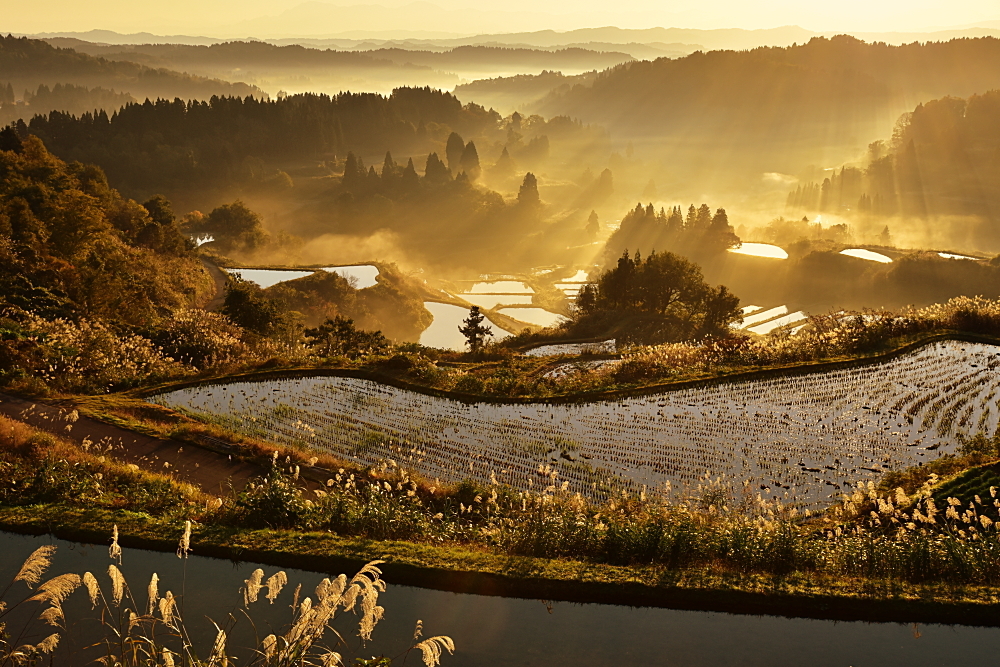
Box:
159;591;176;628
33;633;60;655
413;636;455;667
109;526;122;562
14;545;56;588
243;569;264;606
320;651;342;666
82;572;100;608
265;571;287;603
108;565;125;605
147;573;159;615
38;604;65;628
28;573;81;608
261;634;277;660
177;521;192;559
208;623;227;667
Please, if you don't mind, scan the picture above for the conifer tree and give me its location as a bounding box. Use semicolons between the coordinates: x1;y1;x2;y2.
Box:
518;172;540;206
381;151;397;183
401;157;419;190
492;146;515;178
460;141;481;180
445;132;465;173
586;210;599;238
423;152;451;184
458;306;493;353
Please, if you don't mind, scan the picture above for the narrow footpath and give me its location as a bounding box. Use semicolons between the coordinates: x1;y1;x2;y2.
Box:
200;257;229;311
0;393;260;495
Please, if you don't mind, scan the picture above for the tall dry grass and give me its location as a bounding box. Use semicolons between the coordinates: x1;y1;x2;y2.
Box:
0;527;454;667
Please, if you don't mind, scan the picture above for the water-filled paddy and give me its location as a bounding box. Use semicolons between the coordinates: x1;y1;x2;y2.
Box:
739;305;788;328
226;268;314;288
3;532;996;667
841;248;893;263
151;341;1000;506
460;294;534;309
225;265;380;289
938;252;981;261
420;302;508;350
497;307;567;327
524;340;616;357
747;311;808;335
728;242;789;259
466;281;534;294
559;270;590;282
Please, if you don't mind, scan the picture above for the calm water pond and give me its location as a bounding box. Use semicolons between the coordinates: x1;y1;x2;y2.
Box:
1;532;997;666
420;302;508;350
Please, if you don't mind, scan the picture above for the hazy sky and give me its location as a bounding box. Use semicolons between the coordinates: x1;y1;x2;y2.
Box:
7;0;1000;37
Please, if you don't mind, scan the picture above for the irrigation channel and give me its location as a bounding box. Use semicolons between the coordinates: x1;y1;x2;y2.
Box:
1;532;996;666
149;340;1000;508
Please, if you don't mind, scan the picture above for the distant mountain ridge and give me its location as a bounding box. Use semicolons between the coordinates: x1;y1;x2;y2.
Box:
25;23;1000;52
0;35;263;106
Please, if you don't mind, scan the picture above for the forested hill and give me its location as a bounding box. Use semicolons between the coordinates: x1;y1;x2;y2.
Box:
0;35;261;104
50;40;432;73
14;88;498;198
0;128;213;327
50;40;630;74
534;36;1000;183
367;46;632;71
784;90;1000;249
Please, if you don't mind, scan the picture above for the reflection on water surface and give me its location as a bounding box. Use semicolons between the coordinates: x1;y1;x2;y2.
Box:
1;532;996;667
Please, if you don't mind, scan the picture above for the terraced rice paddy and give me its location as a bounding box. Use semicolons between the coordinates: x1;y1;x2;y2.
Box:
461;294;534;309
840;248;893;263
727;243;789;259
226;265;380;289
525;340;616;357
466;281;534;294
150;341;1000;507
748;311;808;335
498;307;567;327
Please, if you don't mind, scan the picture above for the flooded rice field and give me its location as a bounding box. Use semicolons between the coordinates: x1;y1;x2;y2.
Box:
419;302;509;350
747;311;809;335
739;305;789;328
226;265;380;289
151;341;1000;507
524;340;617;357
497;307;567;327
840;249;893;263
460;294;534;309
465;281;534;294
225;268;314;288
728;243;789;259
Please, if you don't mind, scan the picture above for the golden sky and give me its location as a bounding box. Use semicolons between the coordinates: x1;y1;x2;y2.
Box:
6;0;999;37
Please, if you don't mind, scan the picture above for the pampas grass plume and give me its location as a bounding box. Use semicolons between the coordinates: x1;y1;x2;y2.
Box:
14;545;56;588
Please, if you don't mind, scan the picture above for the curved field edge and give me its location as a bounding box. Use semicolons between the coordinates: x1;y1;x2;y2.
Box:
132;330;1000;405
3;504;1000;627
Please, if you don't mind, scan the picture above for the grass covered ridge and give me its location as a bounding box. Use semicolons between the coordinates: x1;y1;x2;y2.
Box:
2;504;1000;625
